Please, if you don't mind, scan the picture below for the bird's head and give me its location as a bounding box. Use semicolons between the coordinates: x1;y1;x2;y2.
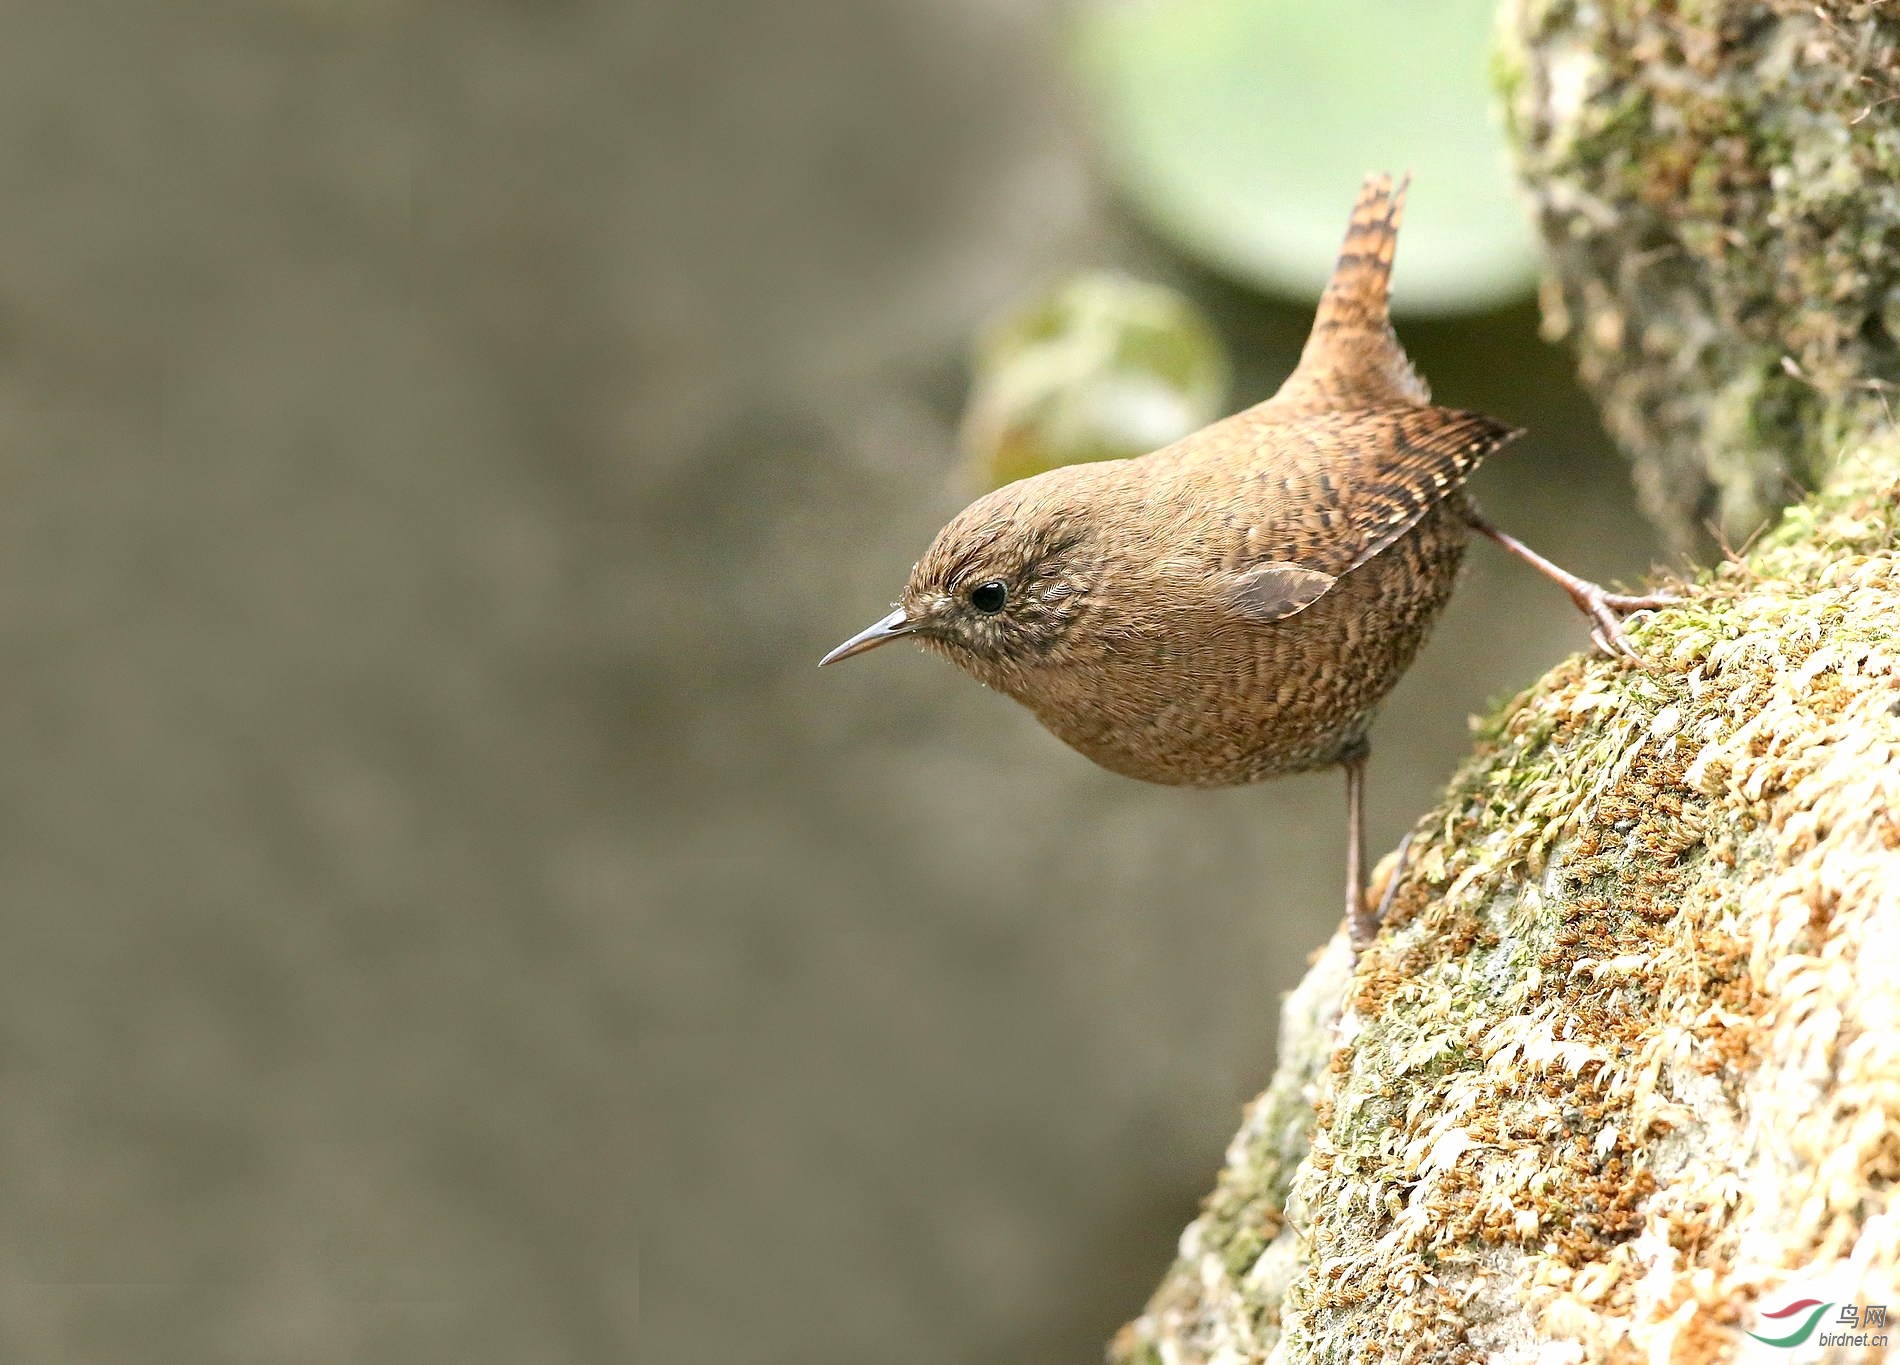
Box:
820;467;1114;688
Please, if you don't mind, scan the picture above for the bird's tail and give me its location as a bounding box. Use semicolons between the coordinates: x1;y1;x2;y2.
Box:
1312;172;1410;340
1260;172;1431;418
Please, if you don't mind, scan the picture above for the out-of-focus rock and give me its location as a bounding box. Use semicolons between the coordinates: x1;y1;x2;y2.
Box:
959;273;1229;490
1497;0;1900;556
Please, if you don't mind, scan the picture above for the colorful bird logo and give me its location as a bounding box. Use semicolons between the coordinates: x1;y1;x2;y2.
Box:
1747;1298;1834;1348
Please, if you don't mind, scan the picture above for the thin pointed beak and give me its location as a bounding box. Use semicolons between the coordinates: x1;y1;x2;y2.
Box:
819;608;914;666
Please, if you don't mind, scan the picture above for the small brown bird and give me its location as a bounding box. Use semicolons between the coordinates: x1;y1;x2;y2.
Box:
823;174;1674;949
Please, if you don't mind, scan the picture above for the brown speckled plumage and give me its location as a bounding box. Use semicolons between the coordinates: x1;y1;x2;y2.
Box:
825;174;1676;947
904;413;1496;788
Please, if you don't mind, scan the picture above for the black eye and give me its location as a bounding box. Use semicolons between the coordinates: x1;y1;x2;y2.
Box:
969;580;1007;614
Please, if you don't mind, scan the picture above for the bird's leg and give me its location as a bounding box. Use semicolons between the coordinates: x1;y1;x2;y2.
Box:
1462;508;1679;662
1343;744;1415;958
1341;742;1382;954
1343;743;1369;950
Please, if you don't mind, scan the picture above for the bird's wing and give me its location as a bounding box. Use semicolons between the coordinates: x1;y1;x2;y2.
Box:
1207;405;1522;624
1256;172;1431;420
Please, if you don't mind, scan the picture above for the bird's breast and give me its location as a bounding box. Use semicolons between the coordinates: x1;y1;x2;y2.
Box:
1002;506;1469;787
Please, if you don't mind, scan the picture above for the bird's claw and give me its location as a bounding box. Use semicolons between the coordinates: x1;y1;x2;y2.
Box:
1575;585;1680;663
1350;831;1414;959
1601;589;1683;612
1373;831;1413;924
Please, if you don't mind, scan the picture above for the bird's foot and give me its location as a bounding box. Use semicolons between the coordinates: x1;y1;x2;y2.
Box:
1571;583;1683;664
1462;510;1683;665
1348;831;1413;960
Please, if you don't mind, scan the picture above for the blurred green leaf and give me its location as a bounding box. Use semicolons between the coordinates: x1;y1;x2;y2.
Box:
961;273;1230;490
1074;0;1536;312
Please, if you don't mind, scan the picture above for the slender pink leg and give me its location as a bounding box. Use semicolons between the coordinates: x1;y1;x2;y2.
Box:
1463;508;1680;661
1344;745;1368;949
1342;745;1412;955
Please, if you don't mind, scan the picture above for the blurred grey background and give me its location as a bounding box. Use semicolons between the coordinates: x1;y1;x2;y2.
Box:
0;1;1660;1362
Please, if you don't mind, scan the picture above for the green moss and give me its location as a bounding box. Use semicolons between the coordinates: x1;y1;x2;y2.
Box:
1487;18;1528;132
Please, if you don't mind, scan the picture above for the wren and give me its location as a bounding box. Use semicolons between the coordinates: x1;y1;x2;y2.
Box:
823;174;1675;950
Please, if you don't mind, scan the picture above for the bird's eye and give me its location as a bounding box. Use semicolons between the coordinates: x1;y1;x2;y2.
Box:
969;580;1007;614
